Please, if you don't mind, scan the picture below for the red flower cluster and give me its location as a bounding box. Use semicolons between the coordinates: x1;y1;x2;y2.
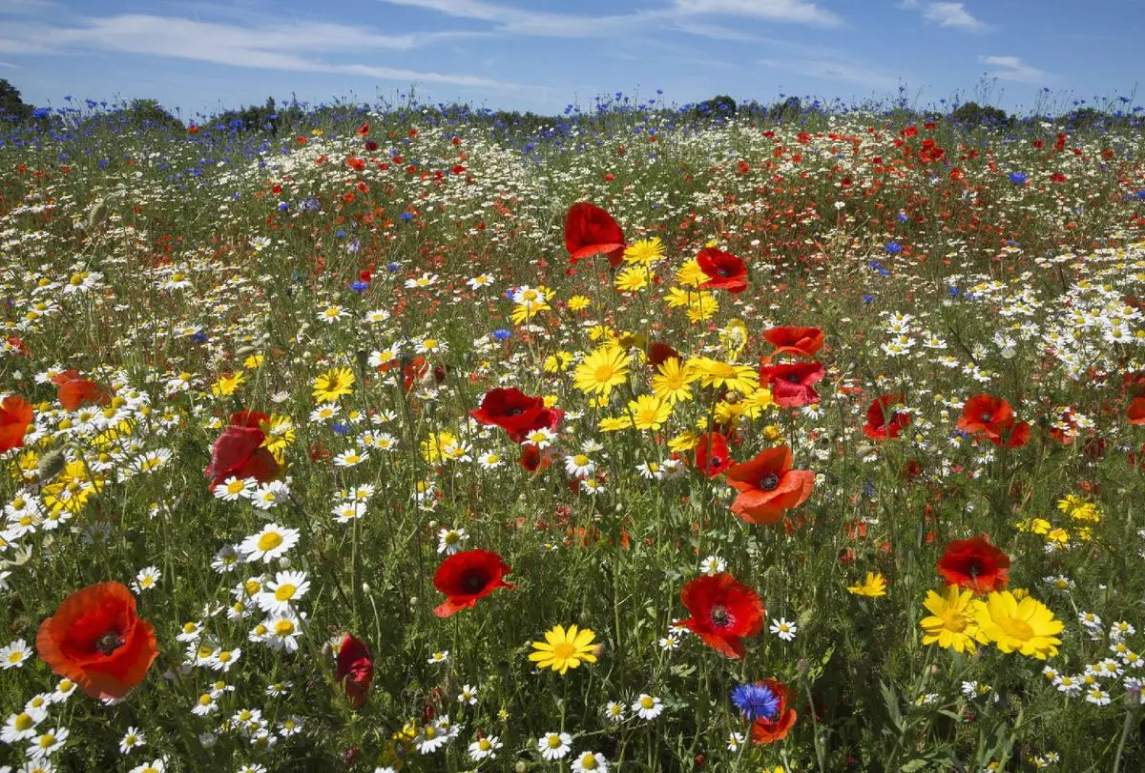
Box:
957;394;1030;448
725;446;815;525
36;582;159;700
433;549;515;617
679;573;764;658
469;388;563;444
937;536;1010;594
334;633;374;708
205;410;280;490
0;394;33;453
564;202;625;268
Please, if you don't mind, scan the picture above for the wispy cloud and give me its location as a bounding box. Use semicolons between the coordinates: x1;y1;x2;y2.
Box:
898;1;989;33
672;0;842;26
924;2;987;31
979;55;1049;84
0;13;526;91
377;0;843;38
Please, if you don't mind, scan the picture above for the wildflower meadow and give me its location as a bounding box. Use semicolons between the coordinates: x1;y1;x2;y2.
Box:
3;92;1145;772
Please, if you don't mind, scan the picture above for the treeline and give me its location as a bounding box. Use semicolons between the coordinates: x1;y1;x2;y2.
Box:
2;76;1141;140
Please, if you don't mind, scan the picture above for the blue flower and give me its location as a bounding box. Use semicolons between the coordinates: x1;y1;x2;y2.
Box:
896;212;909;223
862;294;875;304
1008;171;1027;185
400;212;414;222
387;262;401;272
948;286;960;297
350;280;369;294
730;682;779;721
492;329;512;341
885;241;902;255
331;422;350;436
191;331;209;344
278;202;289;211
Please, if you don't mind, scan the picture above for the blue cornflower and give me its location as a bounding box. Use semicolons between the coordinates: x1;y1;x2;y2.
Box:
278;202;289;211
492;329;512;342
885;241;902;255
896;212;909;223
350;280;369;294
400;212;414;222
948;286;960;297
331;422;350;436
862;294;875;304
31;107;51;119
387;262;401;272
191;331;209;343
1008;171;1027;185
730;682;780;721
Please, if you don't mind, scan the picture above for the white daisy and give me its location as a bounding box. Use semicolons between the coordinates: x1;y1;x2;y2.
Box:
240;524;300;563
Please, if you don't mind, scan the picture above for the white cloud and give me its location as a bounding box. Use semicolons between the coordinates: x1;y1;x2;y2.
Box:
673;0;842;26
979;55;1048;84
378;0;843;35
922;2;987;31
760;57;901;90
0;13;526;91
898;1;988;32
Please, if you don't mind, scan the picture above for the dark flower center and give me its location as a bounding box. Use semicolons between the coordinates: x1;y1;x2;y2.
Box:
95;629;125;655
979;411;993;423
759;473;780;491
785;373;802;383
710;605;731;628
503;407;524;417
966;559;983;578
717;267;733;278
462;571;490;593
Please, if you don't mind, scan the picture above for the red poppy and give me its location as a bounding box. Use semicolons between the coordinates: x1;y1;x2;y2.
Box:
936;536;1010;594
679;573;764;658
647;341;682;368
0;394;34;453
52;370;113;411
36;582;158;700
750;678;797;744
696;248;748;293
725;446;815;525
205;410;280;489
433;549;515;617
763;326;824;358
693;432;732;477
518;444;553;472
564;202;625;268
956;394;1030;448
759;361;825;407
334;633;374;708
1129;397;1145;425
862;393;911;440
469;388;563;443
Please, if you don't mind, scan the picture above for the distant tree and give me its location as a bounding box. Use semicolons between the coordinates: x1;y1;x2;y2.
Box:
950;101;1010;128
694;94;737;119
0;78;33;122
1062;106;1111;130
768;96;802;121
122;99;183;131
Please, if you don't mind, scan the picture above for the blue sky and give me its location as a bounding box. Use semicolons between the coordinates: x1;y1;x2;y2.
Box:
0;0;1140;118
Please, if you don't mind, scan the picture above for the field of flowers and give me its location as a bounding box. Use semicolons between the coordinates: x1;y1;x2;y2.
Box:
2;96;1145;772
